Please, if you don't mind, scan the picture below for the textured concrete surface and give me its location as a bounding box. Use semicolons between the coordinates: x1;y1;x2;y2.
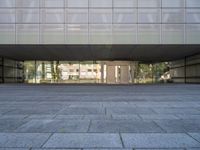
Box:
0;84;200;149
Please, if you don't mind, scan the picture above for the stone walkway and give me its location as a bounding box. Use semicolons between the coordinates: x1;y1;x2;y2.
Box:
0;84;200;150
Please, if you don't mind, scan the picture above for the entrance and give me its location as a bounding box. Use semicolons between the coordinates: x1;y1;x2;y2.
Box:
24;61;136;84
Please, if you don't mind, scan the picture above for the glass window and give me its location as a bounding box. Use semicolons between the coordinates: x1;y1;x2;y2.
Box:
67;24;88;44
186;9;200;23
40;24;65;44
16;24;39;44
138;24;160;44
89;24;112;44
162;9;184;23
40;0;64;7
113;0;137;8
162;24;184;44
162;0;184;7
186;0;200;7
89;9;112;24
16;9;39;23
16;0;39;7
0;0;15;7
113;24;137;44
186;24;200;44
0;9;15;23
114;9;137;23
138;9;160;23
68;0;88;7
138;0;161;7
89;0;112;7
41;9;64;23
67;9;88;23
0;24;15;44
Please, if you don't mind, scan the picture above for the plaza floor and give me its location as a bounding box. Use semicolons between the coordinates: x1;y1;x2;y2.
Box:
0;84;200;150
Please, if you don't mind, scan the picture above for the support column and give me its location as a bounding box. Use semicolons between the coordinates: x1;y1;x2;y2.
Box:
101;62;104;83
184;57;187;84
120;65;129;84
2;57;4;83
106;65;115;84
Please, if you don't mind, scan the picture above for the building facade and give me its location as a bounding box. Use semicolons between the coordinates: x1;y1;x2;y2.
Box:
0;0;200;83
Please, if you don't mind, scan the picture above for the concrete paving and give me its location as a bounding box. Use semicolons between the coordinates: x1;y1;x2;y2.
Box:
0;84;200;149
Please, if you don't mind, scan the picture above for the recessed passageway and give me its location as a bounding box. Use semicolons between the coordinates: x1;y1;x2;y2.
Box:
0;84;200;149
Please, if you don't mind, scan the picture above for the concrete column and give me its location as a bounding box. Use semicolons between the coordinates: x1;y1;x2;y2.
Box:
101;62;104;83
120;66;129;84
106;65;115;84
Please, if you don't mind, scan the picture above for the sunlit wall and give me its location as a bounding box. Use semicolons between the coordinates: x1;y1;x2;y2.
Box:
0;0;200;45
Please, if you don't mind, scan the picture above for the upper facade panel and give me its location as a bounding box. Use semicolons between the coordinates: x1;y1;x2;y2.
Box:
0;0;200;44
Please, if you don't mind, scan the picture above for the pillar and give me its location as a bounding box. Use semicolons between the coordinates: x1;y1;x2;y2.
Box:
106;65;115;84
120;66;129;84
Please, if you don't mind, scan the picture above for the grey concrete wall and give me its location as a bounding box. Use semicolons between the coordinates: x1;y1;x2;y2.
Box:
170;54;200;83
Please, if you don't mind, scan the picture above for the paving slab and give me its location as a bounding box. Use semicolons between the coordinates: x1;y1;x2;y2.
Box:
135;149;184;150
152;108;200;115
27;115;56;119
5;108;61;115
139;114;179;120
55;115;84;119
121;133;200;148
154;120;200;133
33;149;80;150
89;120;164;133
112;115;141;120
107;107;155;115
0;148;29;150
188;133;200;143
84;149;131;150
0;133;50;148
16;119;90;133
176;115;200;120
43;133;122;148
0;119;28;132
0;115;28;119
59;107;105;115
83;115;112;120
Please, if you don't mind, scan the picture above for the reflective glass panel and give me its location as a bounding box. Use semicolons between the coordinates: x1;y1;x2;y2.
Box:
114;9;137;23
113;0;137;8
138;9;160;23
16;24;39;44
162;24;184;44
186;0;200;7
0;24;15;44
16;9;39;23
138;24;160;44
0;9;15;23
89;0;112;7
186;24;200;44
186;9;200;23
16;0;39;7
67;24;88;44
0;0;15;7
113;24;137;44
162;0;184;7
138;0;161;7
89;24;112;44
40;0;64;7
67;9;88;23
68;0;88;7
41;9;64;23
162;9;184;23
89;9;112;24
40;24;65;44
